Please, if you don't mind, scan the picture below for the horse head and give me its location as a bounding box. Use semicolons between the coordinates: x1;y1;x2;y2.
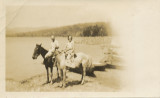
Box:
32;43;42;59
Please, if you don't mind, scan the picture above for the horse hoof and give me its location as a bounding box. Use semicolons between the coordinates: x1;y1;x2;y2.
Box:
46;81;50;84
81;82;84;85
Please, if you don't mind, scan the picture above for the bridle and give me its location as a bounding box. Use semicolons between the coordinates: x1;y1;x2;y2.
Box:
34;46;41;58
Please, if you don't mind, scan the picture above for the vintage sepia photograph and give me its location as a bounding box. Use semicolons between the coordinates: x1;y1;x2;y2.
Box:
5;0;126;92
1;0;160;97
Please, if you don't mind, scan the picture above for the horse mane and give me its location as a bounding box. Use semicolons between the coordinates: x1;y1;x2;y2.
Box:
40;46;48;58
41;46;48;52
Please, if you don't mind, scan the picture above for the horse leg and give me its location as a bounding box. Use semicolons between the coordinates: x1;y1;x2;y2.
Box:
59;69;63;87
50;67;53;84
62;68;66;88
45;66;49;83
81;65;83;82
56;65;60;79
54;60;60;79
81;66;86;85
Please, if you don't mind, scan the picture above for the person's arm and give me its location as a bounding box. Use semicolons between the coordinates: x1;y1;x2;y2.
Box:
64;43;68;53
50;42;55;52
55;41;59;50
65;42;72;53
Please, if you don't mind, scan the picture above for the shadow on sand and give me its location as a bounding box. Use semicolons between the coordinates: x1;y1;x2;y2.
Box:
66;80;81;87
41;63;122;87
68;63;122;77
42;77;61;86
65;80;91;87
68;67;96;77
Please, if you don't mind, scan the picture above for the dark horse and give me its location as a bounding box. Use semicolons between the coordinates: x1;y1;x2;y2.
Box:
32;44;59;84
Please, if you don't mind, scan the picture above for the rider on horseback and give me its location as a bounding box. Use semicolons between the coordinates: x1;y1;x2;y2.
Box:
64;35;75;65
45;35;59;60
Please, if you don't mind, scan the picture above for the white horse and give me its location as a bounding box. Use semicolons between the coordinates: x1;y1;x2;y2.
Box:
53;50;94;88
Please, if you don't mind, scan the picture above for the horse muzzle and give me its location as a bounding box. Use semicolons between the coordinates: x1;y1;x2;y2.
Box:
32;56;37;59
32;56;35;59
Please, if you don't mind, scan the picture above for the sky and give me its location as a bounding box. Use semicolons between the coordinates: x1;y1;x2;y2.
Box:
6;0;135;28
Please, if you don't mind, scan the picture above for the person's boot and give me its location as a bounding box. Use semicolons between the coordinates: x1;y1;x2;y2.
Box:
74;53;77;58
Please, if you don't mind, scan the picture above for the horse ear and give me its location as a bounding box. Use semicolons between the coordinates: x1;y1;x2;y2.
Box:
40;43;42;46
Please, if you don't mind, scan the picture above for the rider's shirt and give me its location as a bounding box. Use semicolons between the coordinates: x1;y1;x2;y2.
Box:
50;40;59;52
65;40;75;53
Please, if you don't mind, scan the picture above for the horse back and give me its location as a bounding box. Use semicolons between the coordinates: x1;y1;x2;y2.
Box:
76;52;94;69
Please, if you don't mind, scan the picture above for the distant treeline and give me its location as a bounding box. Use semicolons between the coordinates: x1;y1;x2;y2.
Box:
6;22;111;37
